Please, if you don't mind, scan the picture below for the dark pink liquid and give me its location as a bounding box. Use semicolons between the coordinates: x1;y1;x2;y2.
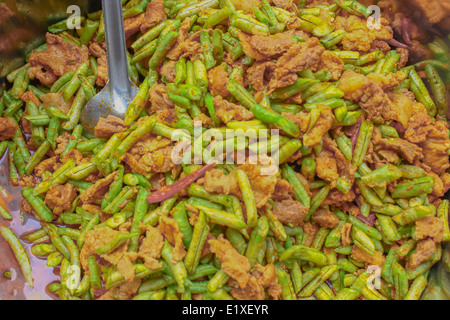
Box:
0;152;58;300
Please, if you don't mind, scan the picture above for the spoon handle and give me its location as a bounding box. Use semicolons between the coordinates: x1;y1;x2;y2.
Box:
102;0;132;94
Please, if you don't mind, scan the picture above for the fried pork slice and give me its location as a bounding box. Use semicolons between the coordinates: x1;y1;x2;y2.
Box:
414;216;444;243
94;115;128;139
268;38;325;92
407;238;436;270
44;184;77;215
209;235;251;288
312;208;340;229
238;32;296;61
213;96;254;124
273;198;308;227
28;33;89;85
80;172;117;204
0;117;18;141
159;216;186;261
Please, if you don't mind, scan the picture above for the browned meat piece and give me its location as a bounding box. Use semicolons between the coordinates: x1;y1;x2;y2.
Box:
54;132;71;156
209;235;251;288
253;264;282;300
160;60;176;83
80;227;138;284
320;51;345;81
323;136;356;185
61;149;85;166
414;216;444;243
28;33;89;85
41;93;72;115
201;233;216;258
268;38;325;92
18;176;38;188
397;48;409;69
204;169;241;196
246;61;276;92
80;172;117;204
0;117;18;141
316;149;339;186
141;146;176;173
408;41;433;63
122;153;149;176
239;162;278;208
238;32;296;61
206;161;277;209
323;189;356;207
89;42;108;87
341;222;352;246
129;133;173;156
94;115;128;139
81;204;109;223
97;279;141;300
302;221;319;247
230;264;282;300
409;0;450;25
404;104;450;174
303;106;334;147
148;83;174;112
281;111;310;134
334;15;392;52
166;17;192;61
213;96;254;124
374;136;423;165
194;113;212;127
21;199;37;218
407;238;436;270
272;179;294;201
44;184;77;215
207;65;231;97
273;198;308;227
20;113;32;136
138;225;164;270
339;70;408;123
229;275;265;300
140;0;167;33
368;72;407;91
20;91;40;107
124;14;145;40
312;209;340;229
351;246;385;266
34;156;60;177
159;216;186;261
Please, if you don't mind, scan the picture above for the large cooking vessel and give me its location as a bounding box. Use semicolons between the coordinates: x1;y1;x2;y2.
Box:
0;0;449;300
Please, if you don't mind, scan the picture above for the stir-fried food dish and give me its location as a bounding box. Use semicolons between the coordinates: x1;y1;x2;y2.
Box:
1;0;450;300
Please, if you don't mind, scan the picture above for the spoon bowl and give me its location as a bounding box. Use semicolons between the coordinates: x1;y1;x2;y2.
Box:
79;0;138;138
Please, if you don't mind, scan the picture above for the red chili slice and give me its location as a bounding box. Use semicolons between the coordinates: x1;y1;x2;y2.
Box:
356;213;376;227
387;38;408;49
351;115;364;150
401;18;413;46
147;162;216;204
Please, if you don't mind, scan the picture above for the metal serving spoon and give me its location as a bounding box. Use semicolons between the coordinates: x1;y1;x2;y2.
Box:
80;0;138;138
